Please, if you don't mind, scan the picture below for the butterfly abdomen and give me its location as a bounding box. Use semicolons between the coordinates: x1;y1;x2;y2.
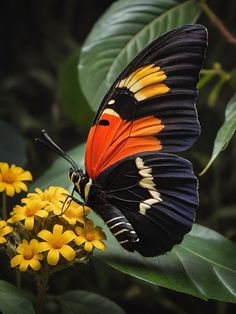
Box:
93;199;139;251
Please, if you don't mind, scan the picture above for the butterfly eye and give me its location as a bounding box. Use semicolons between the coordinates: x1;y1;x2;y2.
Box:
69;171;81;184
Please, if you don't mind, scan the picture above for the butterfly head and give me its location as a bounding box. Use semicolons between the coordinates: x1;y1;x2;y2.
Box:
36;130;84;193
69;168;83;189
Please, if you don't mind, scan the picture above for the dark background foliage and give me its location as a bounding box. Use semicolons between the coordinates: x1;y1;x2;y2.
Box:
0;0;236;313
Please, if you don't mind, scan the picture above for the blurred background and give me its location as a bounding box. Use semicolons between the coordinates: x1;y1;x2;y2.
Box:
0;0;236;313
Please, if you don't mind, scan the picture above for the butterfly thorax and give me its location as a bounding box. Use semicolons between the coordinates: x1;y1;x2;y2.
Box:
69;169;107;208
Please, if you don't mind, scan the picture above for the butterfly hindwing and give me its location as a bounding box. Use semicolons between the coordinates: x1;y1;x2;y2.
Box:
85;24;207;179
95;152;198;256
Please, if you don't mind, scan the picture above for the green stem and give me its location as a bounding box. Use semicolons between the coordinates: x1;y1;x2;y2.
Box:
2;192;7;220
199;0;236;45
35;271;50;314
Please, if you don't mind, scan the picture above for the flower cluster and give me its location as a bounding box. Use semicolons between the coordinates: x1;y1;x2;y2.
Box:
0;162;106;273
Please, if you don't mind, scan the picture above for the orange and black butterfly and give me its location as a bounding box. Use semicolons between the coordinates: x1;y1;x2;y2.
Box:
38;25;207;256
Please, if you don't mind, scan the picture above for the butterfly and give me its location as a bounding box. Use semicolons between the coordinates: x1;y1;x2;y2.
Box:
38;24;207;257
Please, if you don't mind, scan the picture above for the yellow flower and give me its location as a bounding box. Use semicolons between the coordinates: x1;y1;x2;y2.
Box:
56;201;90;225
0;162;32;197
74;219;106;252
10;239;43;272
37;224;76;266
8;200;48;230
0;220;13;244
23;186;69;212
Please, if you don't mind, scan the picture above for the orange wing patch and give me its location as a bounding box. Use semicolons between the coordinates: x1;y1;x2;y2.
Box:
117;64;170;101
85;112;164;179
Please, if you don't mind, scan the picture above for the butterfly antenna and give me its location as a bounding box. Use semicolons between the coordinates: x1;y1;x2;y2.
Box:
35;129;78;170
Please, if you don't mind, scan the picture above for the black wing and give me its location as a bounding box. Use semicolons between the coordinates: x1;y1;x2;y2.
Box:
95;152;198;256
85;24;207;179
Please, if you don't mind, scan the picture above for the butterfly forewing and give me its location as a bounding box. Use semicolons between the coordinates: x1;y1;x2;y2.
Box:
85;24;207;180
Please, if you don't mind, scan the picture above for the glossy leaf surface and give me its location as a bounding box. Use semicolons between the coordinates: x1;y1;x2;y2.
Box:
201;93;236;174
79;0;201;110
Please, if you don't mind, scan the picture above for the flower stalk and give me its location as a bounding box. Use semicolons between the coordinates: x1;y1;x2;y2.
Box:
2;192;7;220
35;269;50;314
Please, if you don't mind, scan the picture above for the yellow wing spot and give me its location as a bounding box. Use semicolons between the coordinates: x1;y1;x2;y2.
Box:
117;64;170;101
135;84;170;101
135;157;163;215
108;99;115;105
102;108;120;117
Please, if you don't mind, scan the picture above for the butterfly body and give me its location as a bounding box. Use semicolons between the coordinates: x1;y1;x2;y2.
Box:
69;24;207;256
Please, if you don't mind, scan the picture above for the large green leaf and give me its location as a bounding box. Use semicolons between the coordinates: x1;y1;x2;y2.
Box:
79;0;201;110
200;93;236;174
92;213;236;303
0;121;27;166
60;290;125;314
0;280;35;314
57;48;93;127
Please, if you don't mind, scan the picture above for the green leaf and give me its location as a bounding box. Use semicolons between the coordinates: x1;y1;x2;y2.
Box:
91;213;236;303
60;290;125;314
57;48;93;127
200;93;236;175
0;120;27;166
0;280;35;314
79;0;201;110
31;144;85;191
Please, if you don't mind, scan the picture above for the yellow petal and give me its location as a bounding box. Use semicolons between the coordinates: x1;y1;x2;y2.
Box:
10;255;23;267
85;219;94;231
92;240;106;251
13;181;28;192
29;239;39;249
0;182;6;192
37;242;51;252
0;162;9;173
29;259;41;271
8;214;25;223
17;171;33;181
19;260;30;272
1;226;13;236
25;217;34;230
84;241;93;252
38;230;53;242
75;226;85;236
93;229;107;240
62;230;76;244
63;217;76;225
0;220;7;228
0;236;7;244
37;253;44;261
36;210;48;218
74;236;86;246
59;245;75;261
47;249;60;266
53;224;63;236
5;184;15;197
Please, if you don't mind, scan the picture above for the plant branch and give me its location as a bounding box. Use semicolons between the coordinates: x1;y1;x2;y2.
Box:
35;270;50;314
2;192;7;220
199;0;236;45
